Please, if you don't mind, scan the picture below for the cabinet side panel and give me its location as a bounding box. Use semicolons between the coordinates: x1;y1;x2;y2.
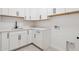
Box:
0;33;2;51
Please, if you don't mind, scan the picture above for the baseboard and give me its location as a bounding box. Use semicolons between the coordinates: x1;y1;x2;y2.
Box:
50;44;66;51
32;43;44;51
11;43;33;51
11;43;44;51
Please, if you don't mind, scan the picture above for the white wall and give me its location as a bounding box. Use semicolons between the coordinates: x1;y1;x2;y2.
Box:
35;13;79;51
0;16;34;30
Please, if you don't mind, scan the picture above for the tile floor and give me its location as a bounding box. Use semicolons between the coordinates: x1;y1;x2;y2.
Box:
17;45;58;51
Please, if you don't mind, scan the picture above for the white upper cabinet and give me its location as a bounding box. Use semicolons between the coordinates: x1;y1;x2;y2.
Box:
56;8;66;14
24;8;31;20
30;8;40;20
8;8;17;16
66;8;79;13
16;8;25;17
47;8;54;15
9;8;25;17
30;8;36;20
0;8;9;15
0;8;48;20
24;8;40;20
39;8;48;20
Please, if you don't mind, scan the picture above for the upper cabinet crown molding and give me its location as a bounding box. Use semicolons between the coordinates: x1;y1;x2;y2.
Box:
0;8;79;20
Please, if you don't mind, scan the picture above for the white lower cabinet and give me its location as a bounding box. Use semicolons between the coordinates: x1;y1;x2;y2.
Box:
19;31;28;47
9;31;29;50
9;32;19;50
0;32;10;51
32;30;50;50
0;29;50;51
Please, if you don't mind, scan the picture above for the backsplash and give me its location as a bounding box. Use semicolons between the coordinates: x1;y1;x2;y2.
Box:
0;16;34;30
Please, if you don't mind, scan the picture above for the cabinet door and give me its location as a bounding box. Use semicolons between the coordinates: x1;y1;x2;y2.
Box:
9;32;19;50
30;8;36;20
24;8;31;20
16;8;25;17
47;8;54;15
56;8;66;14
40;8;48;20
30;8;40;20
42;30;50;50
33;30;43;48
8;8;17;16
66;8;79;12
1;32;9;51
0;8;9;15
19;31;28;47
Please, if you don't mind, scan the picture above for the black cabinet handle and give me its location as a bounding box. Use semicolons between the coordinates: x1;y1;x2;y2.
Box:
18;35;21;40
34;34;36;38
7;33;9;39
16;11;19;16
27;30;29;35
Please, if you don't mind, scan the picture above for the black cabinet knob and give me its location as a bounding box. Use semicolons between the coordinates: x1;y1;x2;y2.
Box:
77;37;79;39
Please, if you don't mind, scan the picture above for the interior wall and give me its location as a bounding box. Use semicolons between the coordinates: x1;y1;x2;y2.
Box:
35;13;79;51
0;16;34;30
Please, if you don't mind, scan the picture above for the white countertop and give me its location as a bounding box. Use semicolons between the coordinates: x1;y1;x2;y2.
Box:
0;27;50;33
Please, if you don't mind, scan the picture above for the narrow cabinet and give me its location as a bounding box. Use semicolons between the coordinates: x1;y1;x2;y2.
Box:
0;32;10;51
9;32;19;50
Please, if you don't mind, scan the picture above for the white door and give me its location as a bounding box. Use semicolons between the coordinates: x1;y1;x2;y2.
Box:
8;8;17;16
24;8;31;20
1;32;9;51
47;8;54;15
66;8;79;12
9;32;19;50
39;8;48;20
56;8;66;14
